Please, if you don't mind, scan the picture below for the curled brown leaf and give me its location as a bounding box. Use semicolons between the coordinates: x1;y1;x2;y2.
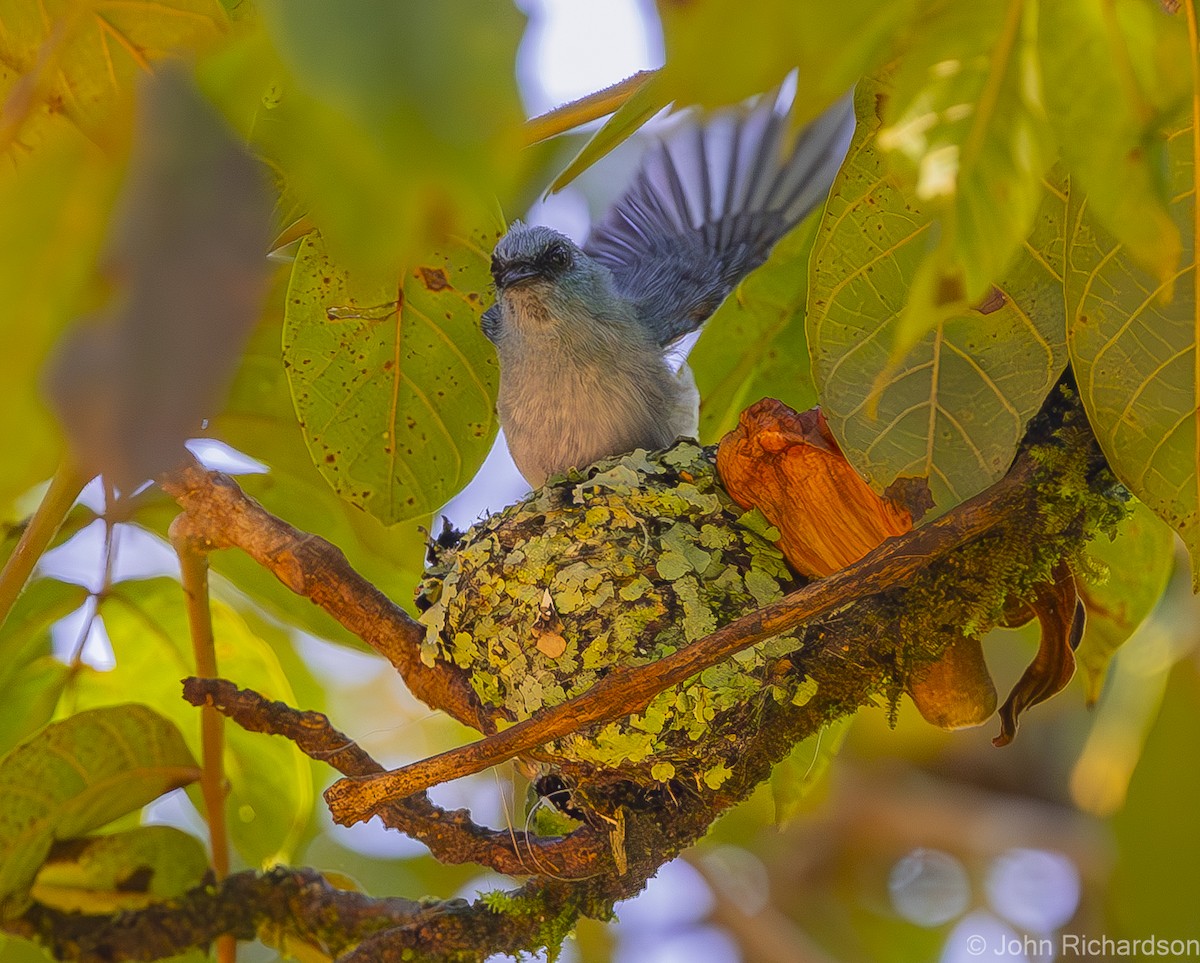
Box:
994;561;1085;747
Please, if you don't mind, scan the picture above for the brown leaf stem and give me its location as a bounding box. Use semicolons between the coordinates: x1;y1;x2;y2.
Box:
0;461;87;632
522;70;658;145
170;518;235;963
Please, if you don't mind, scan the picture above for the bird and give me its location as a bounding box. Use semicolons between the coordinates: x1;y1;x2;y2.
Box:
482;88;855;489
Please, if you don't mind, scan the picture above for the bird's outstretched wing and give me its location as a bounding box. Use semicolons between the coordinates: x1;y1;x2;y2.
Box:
583;90;855;347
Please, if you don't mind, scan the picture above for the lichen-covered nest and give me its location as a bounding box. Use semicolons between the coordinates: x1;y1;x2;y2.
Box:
415;442;812;789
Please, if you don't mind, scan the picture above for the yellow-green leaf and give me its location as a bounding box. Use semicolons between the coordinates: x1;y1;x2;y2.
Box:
45;68;274;491
808;84;1067;509
770;716;851;828
655;0;907;119
879;0;1054;353
1065;114;1199;585
283;229;500;525
0;129;122;516
203;5;526;276
31;826;208;913
0;704;200;918
1077;501;1175;704
0;0;226;158
0;579;88;756
1040;0;1189;287
549;72;669;193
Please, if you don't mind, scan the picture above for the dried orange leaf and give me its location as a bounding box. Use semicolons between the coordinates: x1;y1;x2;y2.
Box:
716;399;919;577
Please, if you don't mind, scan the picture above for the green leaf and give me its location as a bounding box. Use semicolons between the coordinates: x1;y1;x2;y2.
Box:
1040;0;1190;287
0;0;226;158
879;0;1055;352
0;579;88;677
693;213;821;444
549;73;670;193
1065;113;1199;584
68;578;314;866
1108;662;1200;937
283;229;500;525
771;716;851;827
1076;501;1175;704
31;825;208;913
0;130;121;516
0;579;89;757
0;704;200;919
808;85;1068;509
655;0;908;118
203;5;526;275
0;658;72;761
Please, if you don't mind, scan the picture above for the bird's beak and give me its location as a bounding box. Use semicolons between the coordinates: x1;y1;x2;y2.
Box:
493;263;543;290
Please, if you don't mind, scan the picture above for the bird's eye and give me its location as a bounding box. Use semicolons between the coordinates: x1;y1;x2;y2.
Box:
546;245;571;269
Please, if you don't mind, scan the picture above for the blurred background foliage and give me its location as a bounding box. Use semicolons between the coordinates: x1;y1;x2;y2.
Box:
0;0;1198;961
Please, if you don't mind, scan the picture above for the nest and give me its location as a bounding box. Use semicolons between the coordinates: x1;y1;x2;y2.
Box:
415;442;812;790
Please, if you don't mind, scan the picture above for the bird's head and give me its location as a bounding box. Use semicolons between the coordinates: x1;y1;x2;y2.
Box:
490;222;583;292
484;222;630;349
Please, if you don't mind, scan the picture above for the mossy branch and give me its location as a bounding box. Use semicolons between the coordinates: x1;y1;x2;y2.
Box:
93;394;1125;963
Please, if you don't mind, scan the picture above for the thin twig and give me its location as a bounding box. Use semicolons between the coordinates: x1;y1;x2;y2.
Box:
182;677;610;879
0;461;87;631
170;516;235;963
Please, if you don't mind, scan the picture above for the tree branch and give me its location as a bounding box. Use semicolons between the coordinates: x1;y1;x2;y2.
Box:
3;867;489;963
182;677;611;879
158;461;484;729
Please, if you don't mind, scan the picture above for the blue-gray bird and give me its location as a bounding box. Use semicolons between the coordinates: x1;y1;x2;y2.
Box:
483;90;855;488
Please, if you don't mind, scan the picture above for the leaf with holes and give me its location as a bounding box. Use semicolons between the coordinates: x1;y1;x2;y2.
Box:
284;228;501;524
0;704;199;919
1067;109;1198;584
808;84;1067;511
